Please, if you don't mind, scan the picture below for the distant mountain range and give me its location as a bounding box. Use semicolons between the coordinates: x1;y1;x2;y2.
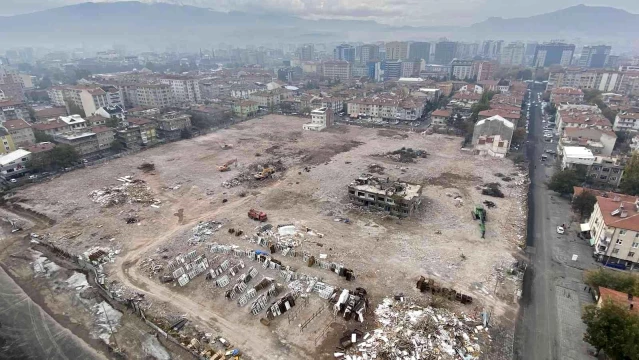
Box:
0;2;637;50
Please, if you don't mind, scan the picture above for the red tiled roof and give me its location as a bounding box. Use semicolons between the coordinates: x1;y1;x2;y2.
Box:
597;196;639;232
559;110;612;127
619;113;639;120
25;142;55;153
432;109;451;117
3;119;32;131
34;107;67;118
552;87;583;95
479;109;520;120
453;92;481;101
0;99;24;107
32;120;68;131
599;287;639;313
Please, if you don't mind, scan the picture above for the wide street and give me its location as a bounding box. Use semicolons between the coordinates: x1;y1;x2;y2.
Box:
514;84;598;360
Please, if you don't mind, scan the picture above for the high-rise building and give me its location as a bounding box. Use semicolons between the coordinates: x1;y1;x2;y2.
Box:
334;44;355;62
299;44;314;61
434;41;457;65
578;45;611;68
0;66;25;101
533;42;575;67
359;44;380;64
323;61;351;81
499;43;526;66
455;42;479;59
481;40;503;59
409;42;431;63
384;61;402;80
367;61;384;82
385;42;409;61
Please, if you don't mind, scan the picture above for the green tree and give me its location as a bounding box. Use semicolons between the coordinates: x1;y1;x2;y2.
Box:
621;152;639;196
583;300;639;359
180;128;192;139
34;131;54;143
572;190;597;219
585;268;639;296
583;89;602;104
105;117;119;128
548;169;583;195
39;76;53;89
511;127;527;146
110;140;124;152
50;144;79;168
26;106;36;121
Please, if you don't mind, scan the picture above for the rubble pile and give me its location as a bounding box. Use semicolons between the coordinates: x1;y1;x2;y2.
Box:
341;298;485;360
89;177;160;206
374;147;429;163
83;246;120;265
188;221;222;245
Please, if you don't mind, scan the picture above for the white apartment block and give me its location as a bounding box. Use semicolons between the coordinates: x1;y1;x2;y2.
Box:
322;61;351;81
64;87;109;116
160;76;202;104
135;84;174;108
47;87;66;107
546;69;624;92
499;43;525;66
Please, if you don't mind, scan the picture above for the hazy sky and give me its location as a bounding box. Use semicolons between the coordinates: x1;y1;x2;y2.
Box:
2;0;639;26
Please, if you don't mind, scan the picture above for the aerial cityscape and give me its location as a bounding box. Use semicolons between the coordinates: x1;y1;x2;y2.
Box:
1;1;639;360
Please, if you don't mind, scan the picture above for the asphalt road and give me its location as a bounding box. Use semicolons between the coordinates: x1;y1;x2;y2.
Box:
515;85;596;360
0;265;106;360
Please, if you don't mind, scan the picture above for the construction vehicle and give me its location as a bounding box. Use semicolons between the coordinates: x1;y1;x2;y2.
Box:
217;159;237;172
248;209;268;222
253;167;274;180
471;205;487;238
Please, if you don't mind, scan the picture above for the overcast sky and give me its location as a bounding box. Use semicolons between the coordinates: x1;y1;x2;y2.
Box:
2;0;638;26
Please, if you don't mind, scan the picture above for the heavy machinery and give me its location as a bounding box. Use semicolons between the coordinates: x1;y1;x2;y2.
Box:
248;209;268;222
254;167;274;180
217;159;237;172
471;205;487;238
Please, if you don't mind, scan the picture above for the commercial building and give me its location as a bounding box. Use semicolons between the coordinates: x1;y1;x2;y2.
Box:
303;107;334;131
434;42;457;65
348;174;422;217
322;61;351;81
499;43;525;66
334;44;355;62
160;75;202;104
471;115;514;158
299;44;314;61
367;61;384;82
533;42;575;67
385;42;409;61
383;61;402;80
3;119;35;146
578;45;611;68
409;42;430;63
561;146;595;170
588;195;639;269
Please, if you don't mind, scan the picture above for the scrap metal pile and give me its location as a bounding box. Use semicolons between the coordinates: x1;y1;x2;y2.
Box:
339;298;486;360
188;221;222;245
89;176;160;207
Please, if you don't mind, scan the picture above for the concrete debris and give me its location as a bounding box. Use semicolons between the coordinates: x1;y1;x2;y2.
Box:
66;272;91;291
91;301;123;345
31;253;61;277
89;177;160;206
83;246;120;265
188;221;222;245
342;297;485;360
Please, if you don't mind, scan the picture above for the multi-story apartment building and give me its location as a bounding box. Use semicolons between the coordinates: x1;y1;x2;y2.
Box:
578;45;611;68
233;100;259;118
588;195;639;269
409;42;430;63
450;60;475;80
90;126;115;151
613;112;639;132
127;117;157;145
556;106;612;132
0;99;29;122
248;88;292;109
0;66;25;101
546;68;624;92
47;87;66;107
3;119;35;146
63;86;109;116
160;75;202;104
473;61;495;81
384;61;402;80
385;42;409;61
346;95;425;122
499;43;525;66
153;111;192;140
123;84;174;108
533;42;575;67
348;175;423;217
0;126;16;155
299;44;314;61
455;42;479;59
550;87;584;104
322;61;351;81
586;156;625;188
53;131;100;156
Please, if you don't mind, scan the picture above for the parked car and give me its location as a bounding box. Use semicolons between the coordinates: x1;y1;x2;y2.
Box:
28;175;38;180
557;226;565;234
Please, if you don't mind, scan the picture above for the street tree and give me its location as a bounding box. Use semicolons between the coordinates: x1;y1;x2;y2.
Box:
572;190;597;219
621;152;639;195
583;300;639;359
548;169;582;195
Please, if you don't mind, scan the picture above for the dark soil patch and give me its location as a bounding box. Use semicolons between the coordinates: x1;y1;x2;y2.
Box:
377;129;408;139
427;172;482;187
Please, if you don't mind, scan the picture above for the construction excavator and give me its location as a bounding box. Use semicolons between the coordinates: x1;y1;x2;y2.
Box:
217;159;237;172
254;167;274;180
471;205;487;239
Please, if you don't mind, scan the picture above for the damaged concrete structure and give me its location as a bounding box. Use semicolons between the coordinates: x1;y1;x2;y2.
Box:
347;174;422;216
303;107;334;131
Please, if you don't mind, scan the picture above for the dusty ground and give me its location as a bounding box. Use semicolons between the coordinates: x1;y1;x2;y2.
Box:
8;115;528;359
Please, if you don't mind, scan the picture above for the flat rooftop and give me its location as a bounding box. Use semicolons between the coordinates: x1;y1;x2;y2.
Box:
349;175;422;201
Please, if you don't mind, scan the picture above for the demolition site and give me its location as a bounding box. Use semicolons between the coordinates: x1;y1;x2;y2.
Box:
1;115;528;360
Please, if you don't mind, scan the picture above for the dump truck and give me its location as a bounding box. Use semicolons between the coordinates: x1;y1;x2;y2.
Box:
248;209;268;222
471;205;487;238
217;159;237;172
254;167;274;180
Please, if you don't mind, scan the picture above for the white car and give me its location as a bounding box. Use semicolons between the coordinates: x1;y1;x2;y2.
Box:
28;175;38;180
544;133;553;138
9;179;17;183
556;226;565;234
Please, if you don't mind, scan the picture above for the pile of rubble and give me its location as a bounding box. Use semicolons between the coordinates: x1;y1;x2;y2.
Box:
374;148;429;163
338;298;486;359
188;221;222;245
83;246;120;265
89;176;160;207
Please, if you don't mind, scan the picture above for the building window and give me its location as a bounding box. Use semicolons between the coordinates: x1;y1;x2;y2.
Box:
602;168;610;172
611;177;617;181
620;230;627;235
629;252;636;258
613;248;620;254
632;242;639;248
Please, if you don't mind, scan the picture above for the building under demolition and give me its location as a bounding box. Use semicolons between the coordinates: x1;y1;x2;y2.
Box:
348;175;422;216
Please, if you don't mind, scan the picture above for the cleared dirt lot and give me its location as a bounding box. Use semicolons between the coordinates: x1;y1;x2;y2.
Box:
9;115;527;359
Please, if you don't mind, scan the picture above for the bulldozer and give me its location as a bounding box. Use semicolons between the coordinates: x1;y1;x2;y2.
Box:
217;159;237;172
254;167;274;180
471;205;487;238
248;209;268;222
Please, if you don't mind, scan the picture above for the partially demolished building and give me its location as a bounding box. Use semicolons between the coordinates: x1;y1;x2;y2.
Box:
347;174;422;216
